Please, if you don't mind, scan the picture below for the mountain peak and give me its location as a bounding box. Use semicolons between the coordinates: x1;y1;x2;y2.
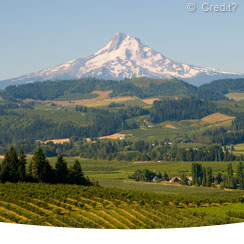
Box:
114;32;129;40
108;32;130;51
0;33;243;89
103;32;140;52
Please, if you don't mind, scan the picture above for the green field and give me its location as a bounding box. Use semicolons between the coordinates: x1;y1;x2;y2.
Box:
119;116;232;142
117;99;148;107
231;143;244;156
78;159;243;193
214;99;244;113
11;106;92;125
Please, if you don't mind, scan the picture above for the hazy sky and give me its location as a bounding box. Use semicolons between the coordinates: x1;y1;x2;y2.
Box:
0;0;243;80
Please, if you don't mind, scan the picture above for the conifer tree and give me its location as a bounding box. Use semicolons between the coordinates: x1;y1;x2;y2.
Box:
31;147;54;183
202;168;207;187
55;155;69;183
237;162;244;190
69;160;87;185
0;146;19;183
206;167;213;187
226;163;236;189
156;172;163;180
192;163;203;186
18;149;27;181
216;172;223;184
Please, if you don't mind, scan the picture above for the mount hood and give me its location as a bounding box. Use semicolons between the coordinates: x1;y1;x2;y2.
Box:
0;33;243;89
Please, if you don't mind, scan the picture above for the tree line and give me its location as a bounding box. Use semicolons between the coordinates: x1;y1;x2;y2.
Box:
192;162;244;189
0;146;92;186
40;140;235;162
150;97;215;123
129;162;244;191
129;168;169;182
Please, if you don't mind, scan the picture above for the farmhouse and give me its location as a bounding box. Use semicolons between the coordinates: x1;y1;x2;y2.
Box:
169;177;180;183
152;176;160;182
36;138;70;144
119;135;131;140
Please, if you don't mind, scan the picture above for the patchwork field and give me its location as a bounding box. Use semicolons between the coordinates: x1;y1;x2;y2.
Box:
163;123;177;129
201;113;235;124
225;92;244;101
120;127;181;141
120;122;203;142
117;112;235;142
230;143;244;156
99;133;132;140
46;91;138;107
23;90;140;107
142;98;159;105
38;138;70;144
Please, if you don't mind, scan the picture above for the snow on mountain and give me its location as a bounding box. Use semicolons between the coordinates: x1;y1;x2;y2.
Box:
0;33;243;89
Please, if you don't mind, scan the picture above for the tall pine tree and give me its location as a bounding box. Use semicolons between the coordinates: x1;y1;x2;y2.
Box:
237;162;244;190
69;160;89;185
31;147;54;183
0;146;20;183
18;149;27;181
226;163;236;189
55;155;69;183
206;167;213;187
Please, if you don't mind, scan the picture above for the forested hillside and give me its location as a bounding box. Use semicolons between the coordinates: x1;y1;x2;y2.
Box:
2;77;244;101
150;98;215;123
198;78;244;100
0;103;148;149
1;77;244;155
0;77;197;101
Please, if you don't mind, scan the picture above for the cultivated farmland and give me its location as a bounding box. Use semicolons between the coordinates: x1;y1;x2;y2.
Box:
0;183;244;228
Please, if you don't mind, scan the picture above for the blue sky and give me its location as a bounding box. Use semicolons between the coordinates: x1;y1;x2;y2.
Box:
0;0;243;80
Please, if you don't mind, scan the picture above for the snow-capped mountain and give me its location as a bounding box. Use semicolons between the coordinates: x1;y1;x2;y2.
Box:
0;33;243;89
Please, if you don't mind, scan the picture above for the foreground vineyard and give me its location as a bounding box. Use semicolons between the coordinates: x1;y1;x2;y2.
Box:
0;183;244;228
